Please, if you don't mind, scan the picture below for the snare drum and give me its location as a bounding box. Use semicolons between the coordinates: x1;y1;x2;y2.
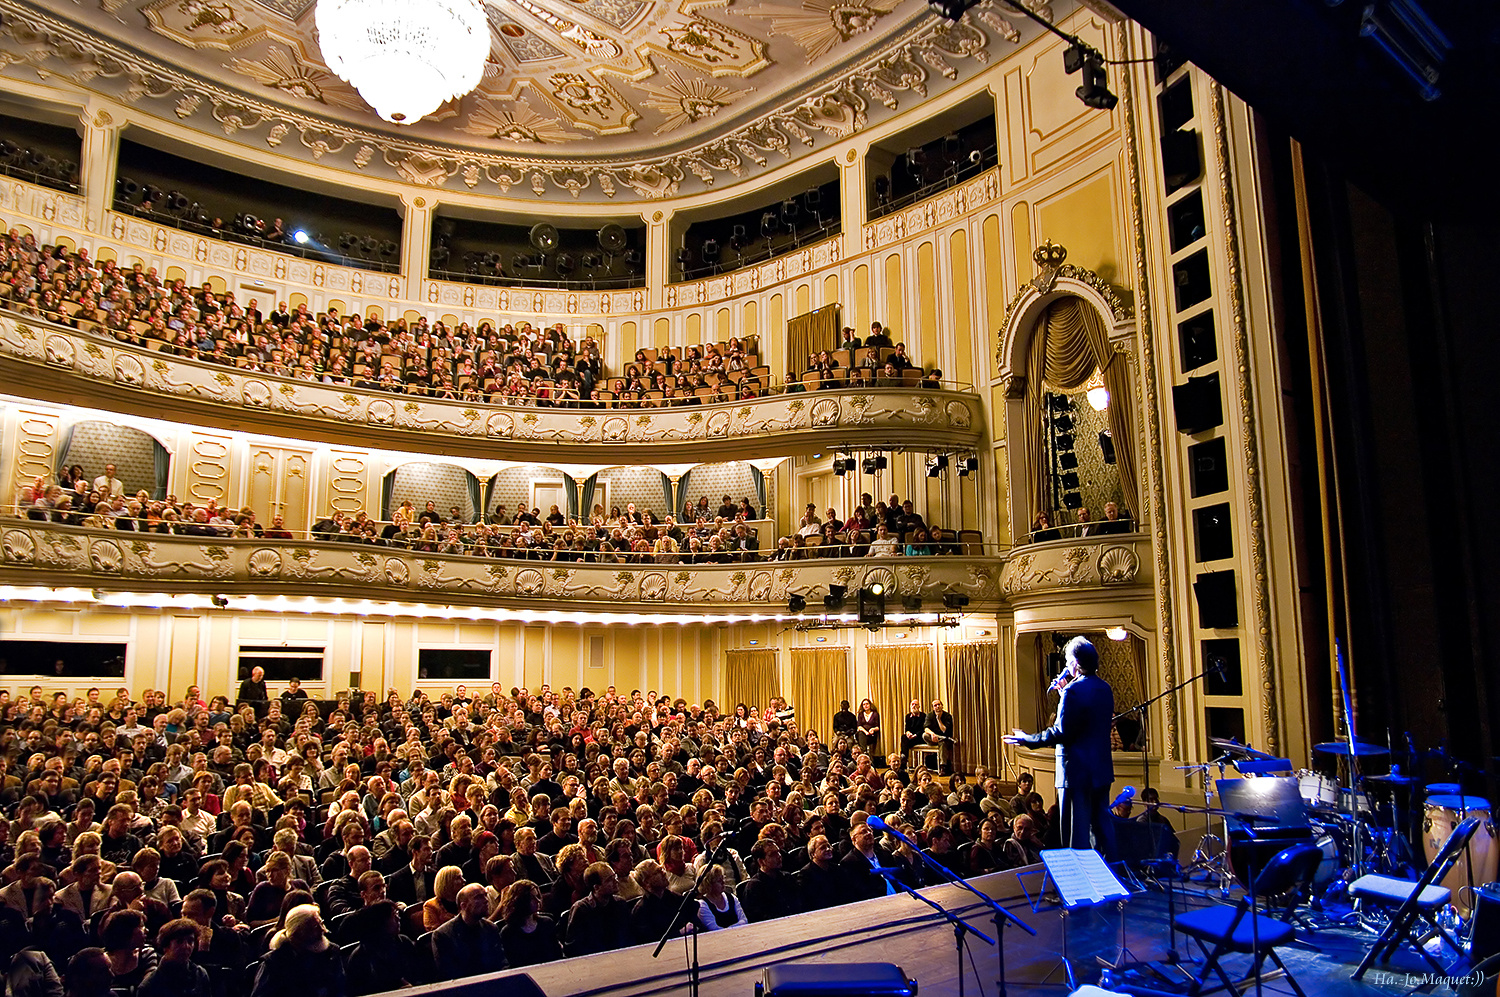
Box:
1298;770;1339;808
1423;794;1498;915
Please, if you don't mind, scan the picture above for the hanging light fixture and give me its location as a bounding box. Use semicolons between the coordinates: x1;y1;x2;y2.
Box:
1085;368;1110;411
315;0;490;124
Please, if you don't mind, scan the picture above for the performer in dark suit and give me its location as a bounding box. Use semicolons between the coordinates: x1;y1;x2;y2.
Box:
1005;636;1115;858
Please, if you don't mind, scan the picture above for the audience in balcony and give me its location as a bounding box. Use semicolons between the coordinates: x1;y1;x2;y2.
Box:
773;494;963;559
3;233;943;409
1025;502;1132;543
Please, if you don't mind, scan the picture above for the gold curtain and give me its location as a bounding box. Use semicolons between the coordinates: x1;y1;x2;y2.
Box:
788;646;849;744
1021;297;1141;524
786;303;841;373
946;642;1004;775
866;645;937;758
724;649;779;717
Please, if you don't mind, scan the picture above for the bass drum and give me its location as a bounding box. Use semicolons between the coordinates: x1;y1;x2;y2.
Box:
1423;795;1498;916
1310;833;1341;887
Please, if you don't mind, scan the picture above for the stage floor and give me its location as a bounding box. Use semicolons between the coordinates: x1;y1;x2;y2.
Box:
395;870;1471;997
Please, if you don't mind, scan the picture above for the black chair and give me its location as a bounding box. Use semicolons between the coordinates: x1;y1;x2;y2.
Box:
1171;842;1319;996
413;929;438;983
1349;815;1481;982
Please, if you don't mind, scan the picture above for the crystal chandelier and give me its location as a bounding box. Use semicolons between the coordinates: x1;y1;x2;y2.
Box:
315;0;490;124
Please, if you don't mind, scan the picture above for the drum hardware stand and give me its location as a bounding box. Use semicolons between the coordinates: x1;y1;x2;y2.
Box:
1180;760;1235;893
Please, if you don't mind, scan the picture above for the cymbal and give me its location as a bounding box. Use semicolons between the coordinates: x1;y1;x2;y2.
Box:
1210;737;1276;761
1314;740;1389;757
1364;772;1417;785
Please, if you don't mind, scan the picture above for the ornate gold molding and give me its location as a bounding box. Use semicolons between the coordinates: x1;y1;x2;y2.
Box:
0;314;984;462
1207;81;1279;755
1116;20;1179;760
0;519;1008;610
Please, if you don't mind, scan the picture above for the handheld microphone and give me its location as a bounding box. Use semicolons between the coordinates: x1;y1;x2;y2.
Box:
1048;666;1074;695
1109;785;1135;810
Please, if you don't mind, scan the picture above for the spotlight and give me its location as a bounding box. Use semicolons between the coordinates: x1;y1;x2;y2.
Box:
1087;384;1111;411
1098;430;1117;465
901;595;923;611
1058;452;1078;470
824;584;847;610
858;586;885;628
788;594;807;613
1053;414;1074;432
1056;434;1075;451
1073;48;1118;110
868;581;885;597
760;211;778;239
700;239;720;262
962;456;979;472
1063;492;1082;509
554;252;576;275
1060;472;1080;490
941;593;970;609
861;455;887;474
293;230;310;245
1106;626;1129;641
729;224;747;250
210;594;229;608
677;247;693;269
832;457;848;476
874;176;891;204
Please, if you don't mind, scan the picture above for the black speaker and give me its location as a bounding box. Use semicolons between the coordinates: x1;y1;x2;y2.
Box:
1178;310;1217;371
1161;128;1202;191
1193;502;1233;562
1173;372;1222;434
1471;884;1500;964
1193;569;1238;629
1188;437;1228;496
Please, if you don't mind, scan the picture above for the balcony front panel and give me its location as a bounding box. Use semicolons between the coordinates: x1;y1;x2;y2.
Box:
0;520;1006;613
0;315;982;461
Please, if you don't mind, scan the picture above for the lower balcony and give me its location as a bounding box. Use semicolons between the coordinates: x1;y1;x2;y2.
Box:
0;519;1007;616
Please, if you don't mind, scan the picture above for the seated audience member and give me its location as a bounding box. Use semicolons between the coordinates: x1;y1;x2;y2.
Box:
496;880;563;967
431;884;508;980
563;862;631;956
692;864;747;930
136;917;212;997
250;904;343;997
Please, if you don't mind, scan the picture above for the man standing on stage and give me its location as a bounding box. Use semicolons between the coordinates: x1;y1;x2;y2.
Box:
1005;636;1115;857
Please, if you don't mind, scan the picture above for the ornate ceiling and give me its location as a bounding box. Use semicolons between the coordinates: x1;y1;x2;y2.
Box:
0;0;1068;201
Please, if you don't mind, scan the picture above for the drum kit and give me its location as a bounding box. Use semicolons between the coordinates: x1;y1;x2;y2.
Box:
1183;733;1498;933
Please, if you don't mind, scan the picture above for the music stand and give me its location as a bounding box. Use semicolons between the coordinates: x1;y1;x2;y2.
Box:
1019;849;1130;989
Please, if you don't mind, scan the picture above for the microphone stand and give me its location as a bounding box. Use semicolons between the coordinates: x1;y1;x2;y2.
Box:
873;865;994;997
872;820;1036;997
650;819;742;997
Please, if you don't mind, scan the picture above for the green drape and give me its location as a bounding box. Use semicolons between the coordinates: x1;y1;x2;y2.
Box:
676;470;693;519
380;470;396;520
659;472;674;517
151;438;170;500
562;473;578;521
465;471;482;523
581;474;598;520
749;466;766;520
54;423;76;479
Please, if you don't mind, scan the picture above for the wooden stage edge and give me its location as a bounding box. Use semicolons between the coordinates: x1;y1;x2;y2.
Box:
382;866;1441;997
392;868;1047;997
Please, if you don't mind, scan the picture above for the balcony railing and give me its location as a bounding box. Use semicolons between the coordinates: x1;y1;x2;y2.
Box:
0;519;1007;612
0;312;984;459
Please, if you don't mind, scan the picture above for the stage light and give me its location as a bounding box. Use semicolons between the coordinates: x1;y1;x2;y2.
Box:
942;593;969;609
293;230;310;245
1106;626;1129;641
868;581;885;597
901;595;923;611
1087;384;1111;410
824;584;847;610
861;455;888;473
788;594;806;613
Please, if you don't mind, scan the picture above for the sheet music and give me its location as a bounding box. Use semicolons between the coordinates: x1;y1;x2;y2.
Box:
1040;849;1130;909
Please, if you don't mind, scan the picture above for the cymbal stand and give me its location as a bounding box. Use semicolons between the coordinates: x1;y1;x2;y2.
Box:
1180;759;1234;894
